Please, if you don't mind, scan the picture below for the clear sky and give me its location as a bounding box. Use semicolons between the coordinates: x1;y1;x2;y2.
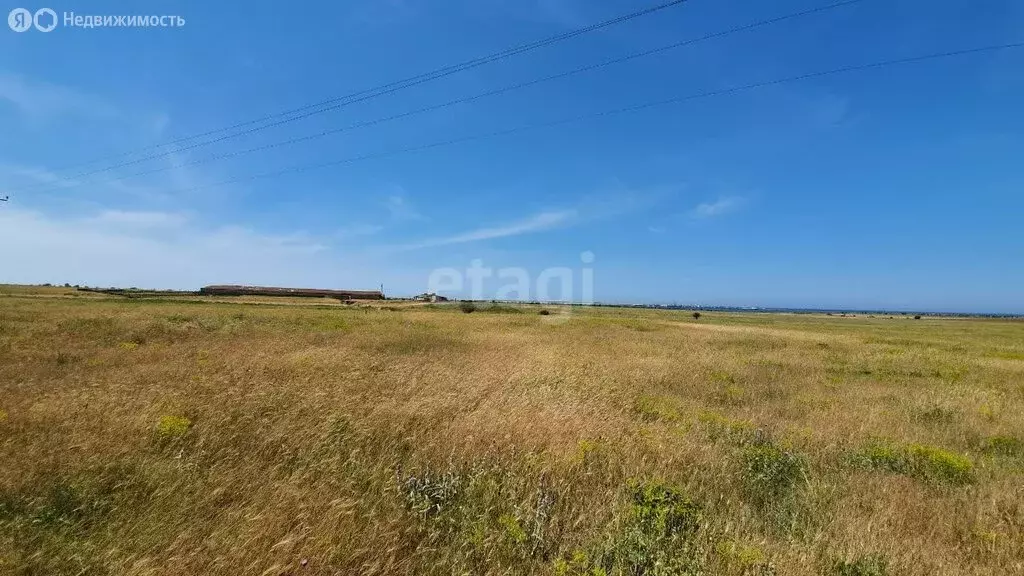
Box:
1;0;1022;313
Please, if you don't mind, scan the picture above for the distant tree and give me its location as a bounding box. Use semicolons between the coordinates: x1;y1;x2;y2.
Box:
692;312;701;320
914;315;922;320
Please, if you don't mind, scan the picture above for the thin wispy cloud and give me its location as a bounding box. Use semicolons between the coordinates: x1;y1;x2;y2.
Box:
0;164;80;189
689;196;745;219
89;210;188;229
397;209;576;250
385;194;425;222
0;73;114;119
0;207;353;289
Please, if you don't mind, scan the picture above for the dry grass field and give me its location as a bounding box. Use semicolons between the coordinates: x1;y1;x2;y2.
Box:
1;286;1021;575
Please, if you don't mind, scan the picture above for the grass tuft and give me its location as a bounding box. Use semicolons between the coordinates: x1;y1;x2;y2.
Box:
154;414;192;440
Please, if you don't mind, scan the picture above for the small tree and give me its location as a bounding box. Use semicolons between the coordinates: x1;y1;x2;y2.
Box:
692;312;701;320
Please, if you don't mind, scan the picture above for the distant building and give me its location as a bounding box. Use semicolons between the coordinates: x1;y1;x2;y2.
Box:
413;292;449;303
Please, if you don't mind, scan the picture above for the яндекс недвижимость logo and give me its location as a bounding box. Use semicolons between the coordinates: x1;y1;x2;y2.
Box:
8;8;184;32
8;7;57;32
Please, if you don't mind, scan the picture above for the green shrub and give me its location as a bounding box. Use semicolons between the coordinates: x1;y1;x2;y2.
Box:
629;481;701;539
907;444;974;485
555;481;704;576
155;415;191;440
852;441;974;485
851;442;910;474
742;443;806;507
459;301;477;313
832;554;888;576
980;435;1022;457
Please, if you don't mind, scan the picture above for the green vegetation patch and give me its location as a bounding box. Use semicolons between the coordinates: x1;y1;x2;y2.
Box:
397;462;558;569
851;440;974;485
0;465;156;575
154;414;192;441
632;394;682;423
742;442;807;510
907;444;975;485
715;541;775;575
980;435;1023;457
554;480;704;576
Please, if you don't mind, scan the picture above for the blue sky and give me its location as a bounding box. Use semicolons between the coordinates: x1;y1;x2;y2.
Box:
1;0;1022;312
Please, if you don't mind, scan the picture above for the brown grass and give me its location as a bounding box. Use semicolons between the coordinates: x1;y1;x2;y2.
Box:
0;286;1022;575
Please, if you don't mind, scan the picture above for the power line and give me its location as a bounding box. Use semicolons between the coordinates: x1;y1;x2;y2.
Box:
142;42;1024;196
39;0;865;193
43;0;693;177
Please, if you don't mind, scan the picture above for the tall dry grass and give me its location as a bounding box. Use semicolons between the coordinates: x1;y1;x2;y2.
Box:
0;288;1021;575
